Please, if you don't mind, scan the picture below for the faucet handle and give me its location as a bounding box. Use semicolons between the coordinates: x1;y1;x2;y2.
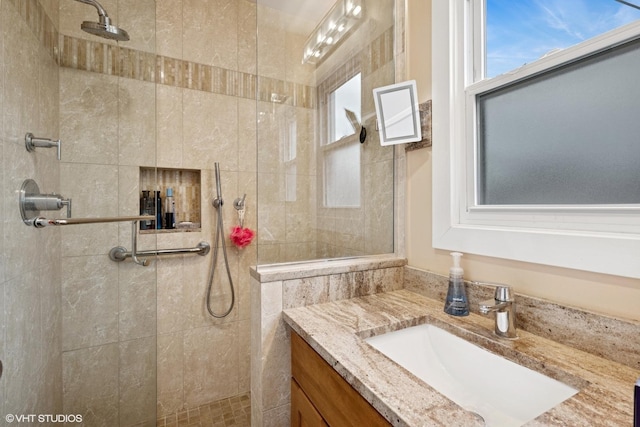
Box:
473;281;514;302
494;285;513;302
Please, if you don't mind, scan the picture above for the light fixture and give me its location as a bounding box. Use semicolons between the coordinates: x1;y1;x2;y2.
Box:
302;0;363;64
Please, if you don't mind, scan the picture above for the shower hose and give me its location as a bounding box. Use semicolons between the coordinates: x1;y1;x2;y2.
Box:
206;163;235;318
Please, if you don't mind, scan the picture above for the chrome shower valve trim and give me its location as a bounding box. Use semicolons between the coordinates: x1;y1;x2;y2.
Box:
25;133;61;160
19;179;71;226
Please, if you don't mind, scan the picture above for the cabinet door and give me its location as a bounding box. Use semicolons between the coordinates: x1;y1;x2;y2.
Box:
291;332;391;427
292;378;329;427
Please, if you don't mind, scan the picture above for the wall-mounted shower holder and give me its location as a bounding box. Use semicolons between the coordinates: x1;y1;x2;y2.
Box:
25;133;61;160
20;179;71;226
233;194;246;211
233;194;247;227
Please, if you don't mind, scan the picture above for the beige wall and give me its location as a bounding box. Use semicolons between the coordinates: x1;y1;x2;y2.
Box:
404;0;640;322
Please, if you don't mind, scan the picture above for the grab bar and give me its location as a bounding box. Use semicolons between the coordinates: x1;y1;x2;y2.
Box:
27;215;155;228
109;221;210;266
109;241;211;263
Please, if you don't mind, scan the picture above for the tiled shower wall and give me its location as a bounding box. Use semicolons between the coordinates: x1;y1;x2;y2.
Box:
58;0;158;424
1;0;62;419
56;0;268;421
57;0;322;421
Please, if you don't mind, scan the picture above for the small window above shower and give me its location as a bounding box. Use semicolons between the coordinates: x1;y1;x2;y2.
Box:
139;167;201;233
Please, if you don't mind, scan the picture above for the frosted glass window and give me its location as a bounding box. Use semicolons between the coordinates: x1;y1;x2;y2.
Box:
477;38;640;205
324;143;360;207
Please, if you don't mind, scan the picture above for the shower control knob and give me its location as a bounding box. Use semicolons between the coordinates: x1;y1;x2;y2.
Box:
19;179;72;225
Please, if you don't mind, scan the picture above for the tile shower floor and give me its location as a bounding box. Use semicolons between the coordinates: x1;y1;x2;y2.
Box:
156;393;251;427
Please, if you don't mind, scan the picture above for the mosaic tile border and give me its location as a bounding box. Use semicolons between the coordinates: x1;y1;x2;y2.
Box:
9;0;314;109
316;26;394;95
362;27;395;78
11;0;395;113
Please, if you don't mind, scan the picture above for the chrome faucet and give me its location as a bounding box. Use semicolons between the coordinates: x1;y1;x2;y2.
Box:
478;284;517;339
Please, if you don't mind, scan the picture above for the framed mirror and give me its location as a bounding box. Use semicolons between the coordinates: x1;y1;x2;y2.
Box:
373;80;421;145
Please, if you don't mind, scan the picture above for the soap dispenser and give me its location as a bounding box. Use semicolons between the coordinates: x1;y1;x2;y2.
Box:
444;252;469;316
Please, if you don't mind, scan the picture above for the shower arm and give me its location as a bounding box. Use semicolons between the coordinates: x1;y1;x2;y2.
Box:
73;0;108;17
73;0;115;27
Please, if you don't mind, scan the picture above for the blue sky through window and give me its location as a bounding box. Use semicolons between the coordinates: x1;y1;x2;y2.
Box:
487;0;640;77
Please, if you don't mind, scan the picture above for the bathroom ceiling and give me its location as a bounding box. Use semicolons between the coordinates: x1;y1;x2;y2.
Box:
253;0;335;34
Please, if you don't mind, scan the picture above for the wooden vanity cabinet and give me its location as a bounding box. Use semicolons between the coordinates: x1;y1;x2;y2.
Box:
291;331;391;427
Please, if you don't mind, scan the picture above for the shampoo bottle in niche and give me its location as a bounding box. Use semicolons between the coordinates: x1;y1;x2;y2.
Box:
164;187;176;229
155;191;163;229
140;190;153;230
444;252;469;316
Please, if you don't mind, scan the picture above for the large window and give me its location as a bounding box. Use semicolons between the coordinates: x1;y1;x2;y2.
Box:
432;1;640;278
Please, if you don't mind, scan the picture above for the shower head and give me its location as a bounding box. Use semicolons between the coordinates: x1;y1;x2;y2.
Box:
81;17;129;41
73;0;130;41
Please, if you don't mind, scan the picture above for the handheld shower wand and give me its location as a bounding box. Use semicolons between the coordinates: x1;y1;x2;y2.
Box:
213;163;223;208
206;163;235;318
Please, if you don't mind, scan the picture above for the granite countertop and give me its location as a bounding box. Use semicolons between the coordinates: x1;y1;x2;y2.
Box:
283;289;639;426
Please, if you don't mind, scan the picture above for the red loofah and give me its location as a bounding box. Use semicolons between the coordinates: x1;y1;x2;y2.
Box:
230;226;255;248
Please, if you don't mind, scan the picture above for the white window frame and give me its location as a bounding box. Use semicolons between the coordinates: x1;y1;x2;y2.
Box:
432;0;640;279
319;69;362;209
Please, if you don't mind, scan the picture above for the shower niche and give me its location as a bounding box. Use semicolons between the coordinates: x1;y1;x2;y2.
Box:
139;167;201;232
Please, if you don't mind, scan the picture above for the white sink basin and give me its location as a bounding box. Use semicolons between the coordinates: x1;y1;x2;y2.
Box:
365;323;579;426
